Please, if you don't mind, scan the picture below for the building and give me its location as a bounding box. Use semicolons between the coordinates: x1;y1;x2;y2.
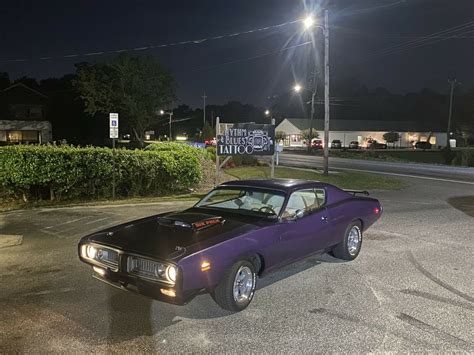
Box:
0;83;52;144
275;118;447;148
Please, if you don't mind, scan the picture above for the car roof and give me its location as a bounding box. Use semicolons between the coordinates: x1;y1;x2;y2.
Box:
219;179;333;193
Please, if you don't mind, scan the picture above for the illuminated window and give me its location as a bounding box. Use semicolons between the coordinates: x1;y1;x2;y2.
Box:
7;131;21;142
7;130;39;143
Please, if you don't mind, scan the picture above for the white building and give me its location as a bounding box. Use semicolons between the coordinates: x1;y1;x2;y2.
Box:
275;118;447;148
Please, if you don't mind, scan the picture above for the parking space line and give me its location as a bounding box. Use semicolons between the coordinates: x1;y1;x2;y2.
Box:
84;217;109;225
44;216;90;229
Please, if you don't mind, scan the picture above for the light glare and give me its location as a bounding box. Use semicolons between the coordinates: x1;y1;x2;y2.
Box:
303;15;315;29
294;84;302;93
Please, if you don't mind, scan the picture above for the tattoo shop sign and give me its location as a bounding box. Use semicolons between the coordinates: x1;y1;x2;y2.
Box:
217;123;275;156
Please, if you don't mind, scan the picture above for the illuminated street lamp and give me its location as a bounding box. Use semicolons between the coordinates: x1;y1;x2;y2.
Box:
301;10;330;175
293;84;302;93
264;109;270;116
303;15;315;30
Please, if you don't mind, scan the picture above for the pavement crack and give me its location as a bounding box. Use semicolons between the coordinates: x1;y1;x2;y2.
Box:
407;251;474;303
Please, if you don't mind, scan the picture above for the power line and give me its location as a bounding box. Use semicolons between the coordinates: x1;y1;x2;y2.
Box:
334;20;474;72
361;20;474;60
0;19;299;63
181;41;311;74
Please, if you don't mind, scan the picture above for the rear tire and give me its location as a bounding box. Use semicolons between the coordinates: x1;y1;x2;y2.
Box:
332;221;363;261
211;260;257;312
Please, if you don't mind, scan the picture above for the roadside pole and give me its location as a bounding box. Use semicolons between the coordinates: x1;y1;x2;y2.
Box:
447;79;456;149
323;9;330;175
215;116;220;185
271;117;275;178
109;113;119;199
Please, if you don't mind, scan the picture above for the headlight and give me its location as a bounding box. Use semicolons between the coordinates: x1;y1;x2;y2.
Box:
166;265;177;283
85;245;98;259
81;244;119;270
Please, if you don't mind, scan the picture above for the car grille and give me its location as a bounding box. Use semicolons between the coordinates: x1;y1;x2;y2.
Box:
126;256;170;283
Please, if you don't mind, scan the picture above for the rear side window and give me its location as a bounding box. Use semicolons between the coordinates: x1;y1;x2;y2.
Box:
282;188;326;219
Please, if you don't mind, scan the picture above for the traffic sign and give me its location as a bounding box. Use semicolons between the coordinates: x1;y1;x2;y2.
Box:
109;113;119;139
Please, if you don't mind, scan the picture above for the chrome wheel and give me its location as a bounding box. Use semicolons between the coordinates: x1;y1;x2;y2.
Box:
347;226;361;256
233;266;254;303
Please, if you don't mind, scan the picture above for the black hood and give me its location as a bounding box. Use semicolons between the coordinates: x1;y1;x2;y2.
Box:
83;208;264;260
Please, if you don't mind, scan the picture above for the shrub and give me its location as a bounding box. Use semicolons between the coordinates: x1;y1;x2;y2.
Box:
452;149;474;167
0;144;203;202
231;155;258;166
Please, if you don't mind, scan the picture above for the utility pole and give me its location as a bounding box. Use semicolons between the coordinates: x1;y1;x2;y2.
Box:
308;75;317;153
202;92;207;127
168;111;173;141
447;79;456;149
323;9;330;175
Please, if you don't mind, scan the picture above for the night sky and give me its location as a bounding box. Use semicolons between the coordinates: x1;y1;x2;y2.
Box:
0;0;473;107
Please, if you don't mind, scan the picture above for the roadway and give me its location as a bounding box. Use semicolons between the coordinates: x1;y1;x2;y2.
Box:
277;152;474;184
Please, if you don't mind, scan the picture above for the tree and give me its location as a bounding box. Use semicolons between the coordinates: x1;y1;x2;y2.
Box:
202;121;215;141
301;129;319;142
275;131;286;142
73;54;176;145
383;131;400;147
0;72;10;90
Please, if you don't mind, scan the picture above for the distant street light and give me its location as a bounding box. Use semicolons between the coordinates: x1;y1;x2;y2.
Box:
293;84;302;93
160;110;173;140
264;109;270;116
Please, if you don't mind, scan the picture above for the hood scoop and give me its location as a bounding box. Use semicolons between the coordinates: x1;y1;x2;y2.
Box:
157;215;225;231
191;217;225;231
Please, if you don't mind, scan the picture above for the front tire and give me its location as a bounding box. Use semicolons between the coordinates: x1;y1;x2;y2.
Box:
212;260;257;312
332;221;363;260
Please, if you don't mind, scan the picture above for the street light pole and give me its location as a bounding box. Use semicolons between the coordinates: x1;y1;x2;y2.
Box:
447;79;456;149
169;111;173;140
323;9;330;175
309;80;316;153
202;91;207;128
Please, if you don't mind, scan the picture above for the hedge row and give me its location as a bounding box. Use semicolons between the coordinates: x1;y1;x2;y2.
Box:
451;149;474;167
0;144;203;202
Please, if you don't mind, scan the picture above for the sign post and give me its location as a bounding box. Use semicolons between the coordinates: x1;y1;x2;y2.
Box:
109;113;119;199
215;117;220;185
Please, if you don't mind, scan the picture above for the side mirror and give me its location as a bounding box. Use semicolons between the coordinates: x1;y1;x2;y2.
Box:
295;209;305;219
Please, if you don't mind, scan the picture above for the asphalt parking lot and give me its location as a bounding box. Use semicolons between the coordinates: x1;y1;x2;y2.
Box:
0;177;473;352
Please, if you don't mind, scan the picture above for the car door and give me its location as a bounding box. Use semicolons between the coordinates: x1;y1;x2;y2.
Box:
276;188;332;265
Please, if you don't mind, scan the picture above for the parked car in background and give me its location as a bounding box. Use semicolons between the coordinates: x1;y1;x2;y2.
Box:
414;141;432;150
78;179;382;312
348;141;359;149
311;139;323;149
205;138;217;147
331;139;342;149
367;140;387;149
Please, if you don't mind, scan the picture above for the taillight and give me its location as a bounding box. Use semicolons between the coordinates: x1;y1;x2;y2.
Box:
374;207;380;214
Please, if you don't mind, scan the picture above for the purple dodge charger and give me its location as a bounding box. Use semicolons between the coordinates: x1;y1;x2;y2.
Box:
78;179;382;311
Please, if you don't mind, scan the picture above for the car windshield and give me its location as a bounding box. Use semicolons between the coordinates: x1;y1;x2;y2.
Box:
195;187;286;216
